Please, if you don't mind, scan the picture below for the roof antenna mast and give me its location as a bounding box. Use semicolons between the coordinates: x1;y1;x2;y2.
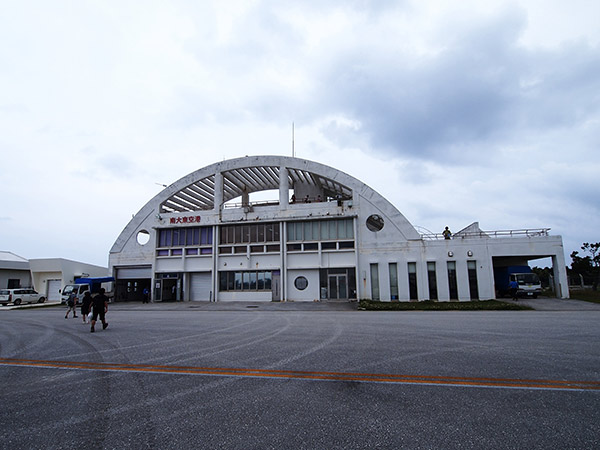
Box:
292;122;295;157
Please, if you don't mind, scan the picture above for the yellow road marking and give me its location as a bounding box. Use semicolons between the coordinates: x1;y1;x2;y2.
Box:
1;358;599;391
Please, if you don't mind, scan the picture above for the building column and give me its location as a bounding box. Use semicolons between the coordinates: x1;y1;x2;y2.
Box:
552;252;570;299
279;166;289;208
214;172;223;212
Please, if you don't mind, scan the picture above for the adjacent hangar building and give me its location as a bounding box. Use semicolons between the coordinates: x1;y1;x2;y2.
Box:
109;156;569;302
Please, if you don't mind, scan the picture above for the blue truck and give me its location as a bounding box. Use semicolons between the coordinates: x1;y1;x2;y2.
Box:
493;266;542;299
60;277;115;305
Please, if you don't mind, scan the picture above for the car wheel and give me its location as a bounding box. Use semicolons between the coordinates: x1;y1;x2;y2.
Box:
38;297;46;303
14;299;21;306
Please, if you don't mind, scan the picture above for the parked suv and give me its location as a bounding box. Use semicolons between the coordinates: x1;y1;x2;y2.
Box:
0;288;46;306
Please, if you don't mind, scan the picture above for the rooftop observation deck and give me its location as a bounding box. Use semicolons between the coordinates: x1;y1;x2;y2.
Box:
420;228;551;240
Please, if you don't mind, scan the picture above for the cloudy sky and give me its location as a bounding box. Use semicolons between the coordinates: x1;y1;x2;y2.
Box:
1;0;598;268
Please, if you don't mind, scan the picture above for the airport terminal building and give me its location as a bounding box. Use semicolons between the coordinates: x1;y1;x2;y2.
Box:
109;156;569;302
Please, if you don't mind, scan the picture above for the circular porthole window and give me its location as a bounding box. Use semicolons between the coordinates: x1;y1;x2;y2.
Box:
366;214;384;232
294;276;308;291
137;230;150;245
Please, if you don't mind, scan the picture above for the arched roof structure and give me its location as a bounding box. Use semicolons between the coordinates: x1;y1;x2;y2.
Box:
111;156;420;253
159;158;354;213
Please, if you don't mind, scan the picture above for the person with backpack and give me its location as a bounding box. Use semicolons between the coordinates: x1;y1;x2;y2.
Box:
65;291;78;318
81;291;93;323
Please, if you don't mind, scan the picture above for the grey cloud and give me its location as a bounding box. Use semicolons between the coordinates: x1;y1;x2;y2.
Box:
303;10;598;164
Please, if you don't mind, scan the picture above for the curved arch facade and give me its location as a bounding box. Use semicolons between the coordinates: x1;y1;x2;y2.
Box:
109;155;569;302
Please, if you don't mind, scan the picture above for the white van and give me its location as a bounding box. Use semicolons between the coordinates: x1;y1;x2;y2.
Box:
0;288;46;306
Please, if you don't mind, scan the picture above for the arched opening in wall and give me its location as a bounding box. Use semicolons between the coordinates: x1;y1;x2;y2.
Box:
137;230;150;245
366;214;384;232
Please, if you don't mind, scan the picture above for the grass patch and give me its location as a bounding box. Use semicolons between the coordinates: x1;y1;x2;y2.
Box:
569;289;600;304
358;299;533;311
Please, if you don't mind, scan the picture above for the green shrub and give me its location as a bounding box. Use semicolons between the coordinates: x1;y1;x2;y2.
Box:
358;299;532;311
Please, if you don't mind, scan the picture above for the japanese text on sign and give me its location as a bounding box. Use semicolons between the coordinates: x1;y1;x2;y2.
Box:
169;216;201;224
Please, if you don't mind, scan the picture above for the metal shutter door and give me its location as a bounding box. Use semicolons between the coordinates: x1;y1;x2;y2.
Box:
190;273;212;301
47;280;62;301
116;266;152;279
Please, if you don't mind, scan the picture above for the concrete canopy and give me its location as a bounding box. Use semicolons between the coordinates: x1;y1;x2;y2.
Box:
159;157;354;213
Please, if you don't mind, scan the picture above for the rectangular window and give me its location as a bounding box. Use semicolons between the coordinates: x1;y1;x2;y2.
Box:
321;221;330;240
313;221;320;240
408;262;418;300
389;263;398;300
321;242;336;250
266;244;280;252
257;272;265;290
303;221;313;240
219;272;227;291
287;219;354;242
370;263;380;300
250;225;258;243
242;225;250;243
158;227;211;247
329;221;337;240
447;261;458;300
467;261;479;300
304;242;318;251
186;248;198;256
218;271;274;291
266;223;275;242
427;262;438;300
159;229;172;247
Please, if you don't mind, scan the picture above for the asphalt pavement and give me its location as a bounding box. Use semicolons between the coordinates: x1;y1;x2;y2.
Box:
1;302;599;449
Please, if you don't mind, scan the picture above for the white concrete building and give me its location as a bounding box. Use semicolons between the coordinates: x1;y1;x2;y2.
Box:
0;252;109;302
28;259;109;302
109;156;569;302
0;251;31;290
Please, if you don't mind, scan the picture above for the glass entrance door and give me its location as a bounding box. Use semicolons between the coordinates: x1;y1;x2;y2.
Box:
328;275;348;300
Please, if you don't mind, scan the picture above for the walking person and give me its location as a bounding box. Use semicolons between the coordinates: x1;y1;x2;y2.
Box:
81;291;92;323
65;291;78;318
90;288;109;333
509;278;519;301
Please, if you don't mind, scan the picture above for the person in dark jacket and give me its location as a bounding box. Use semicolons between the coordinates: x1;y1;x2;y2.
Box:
90;288;109;332
65;292;78;319
81;291;93;323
